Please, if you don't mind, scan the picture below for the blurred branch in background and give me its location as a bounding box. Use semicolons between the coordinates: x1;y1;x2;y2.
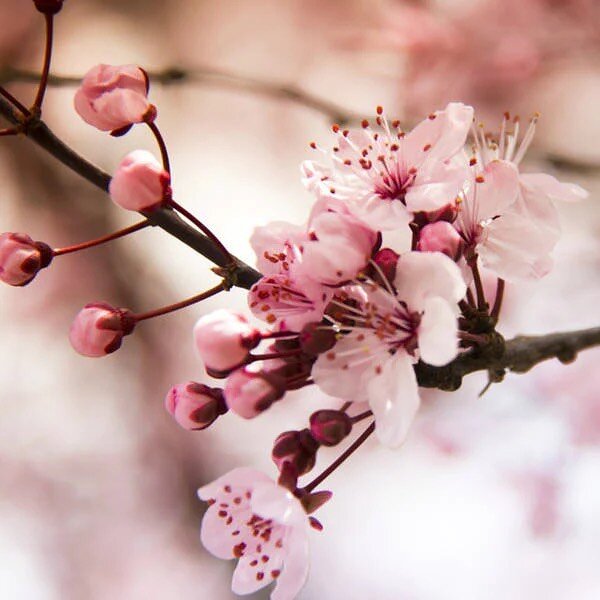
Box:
2;65;599;172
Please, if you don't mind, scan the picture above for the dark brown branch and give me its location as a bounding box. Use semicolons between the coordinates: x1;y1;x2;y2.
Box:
415;327;600;391
0;96;261;290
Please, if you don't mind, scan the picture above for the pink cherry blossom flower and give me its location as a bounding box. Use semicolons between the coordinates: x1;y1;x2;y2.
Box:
74;64;155;132
417;221;462;258
301;103;473;230
193;309;260;372
164;382;227;430
224;365;285;419
248;273;332;331
313;251;466;447
198;467;310;599
109;150;170;212
0;233;52;287
69;303;136;357
456;115;588;281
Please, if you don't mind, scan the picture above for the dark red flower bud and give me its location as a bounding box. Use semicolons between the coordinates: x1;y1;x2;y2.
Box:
33;0;64;15
299;322;337;356
272;429;319;476
309;410;352;446
369;247;399;287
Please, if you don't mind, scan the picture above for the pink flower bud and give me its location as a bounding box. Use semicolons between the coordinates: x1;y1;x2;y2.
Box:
74;64;155;133
165;382;227;430
224;366;285;419
417;222;462;258
271;429;319;475
193;309;260;372
0;233;52;287
109;150;169;212
309;410;352;446
69;303;136;357
33;0;63;14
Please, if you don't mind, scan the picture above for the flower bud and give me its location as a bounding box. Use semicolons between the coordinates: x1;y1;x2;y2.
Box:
309;410;352;446
271;429;319;476
0;233;52;287
299;322;336;356
224;366;285;419
417;222;462;258
33;0;64;14
165;382;227;430
412;203;458;228
370;247;399;286
69;303;135;357
109;150;169;212
74;64;154;133
194;309;260;372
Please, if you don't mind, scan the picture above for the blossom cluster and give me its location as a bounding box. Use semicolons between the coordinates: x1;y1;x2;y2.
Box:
0;10;590;597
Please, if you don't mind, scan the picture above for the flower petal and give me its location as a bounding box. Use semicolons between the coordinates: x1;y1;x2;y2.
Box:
418;296;459;366
367;353;421;447
519;173;588;203
272;529;310;600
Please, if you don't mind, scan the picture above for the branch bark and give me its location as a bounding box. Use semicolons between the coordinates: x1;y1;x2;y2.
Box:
415;327;600;390
0;96;261;289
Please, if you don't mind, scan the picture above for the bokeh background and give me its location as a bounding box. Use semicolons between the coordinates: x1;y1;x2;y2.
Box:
1;1;599;598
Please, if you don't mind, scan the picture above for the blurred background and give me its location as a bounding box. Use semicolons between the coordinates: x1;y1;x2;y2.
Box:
1;0;599;598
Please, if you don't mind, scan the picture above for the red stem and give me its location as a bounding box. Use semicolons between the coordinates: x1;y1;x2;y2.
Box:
350;409;373;423
52;220;149;256
303;421;375;493
32;14;54;112
134;281;225;322
0;87;30;116
146;120;171;174
469;259;487;312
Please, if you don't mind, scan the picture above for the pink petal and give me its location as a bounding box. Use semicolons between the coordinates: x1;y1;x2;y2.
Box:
252;482;307;528
271;529;310;600
473;160;521;221
519;173;588;203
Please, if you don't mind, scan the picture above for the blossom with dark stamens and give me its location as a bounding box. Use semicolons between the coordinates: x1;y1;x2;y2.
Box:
198;467;310;599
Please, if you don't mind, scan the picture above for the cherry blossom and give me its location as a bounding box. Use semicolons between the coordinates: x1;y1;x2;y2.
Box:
164;382;227;430
0;232;52;286
313;251;466;446
198;468;310;599
301;103;473;230
193;309;260;373
109;150;170;212
69;303;136;357
74;64;155;132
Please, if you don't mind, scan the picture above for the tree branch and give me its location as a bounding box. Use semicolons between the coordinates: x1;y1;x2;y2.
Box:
415;327;600;391
1;92;599;392
0;95;261;290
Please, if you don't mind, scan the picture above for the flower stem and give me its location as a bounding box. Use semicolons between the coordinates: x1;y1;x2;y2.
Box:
0;87;30;116
167;198;234;264
32;14;54;113
350;409;373;424
134;281;226;322
469;259;487;312
302;421;375;493
52;220;149;256
491;278;505;321
146;120;171;174
248;349;302;362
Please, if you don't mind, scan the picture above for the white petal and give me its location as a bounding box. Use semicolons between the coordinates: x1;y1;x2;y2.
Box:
367;354;421;447
394;251;466;310
271;529;310;600
232;555;275;595
252;482;307;528
418;296;459;366
312;332;383;402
